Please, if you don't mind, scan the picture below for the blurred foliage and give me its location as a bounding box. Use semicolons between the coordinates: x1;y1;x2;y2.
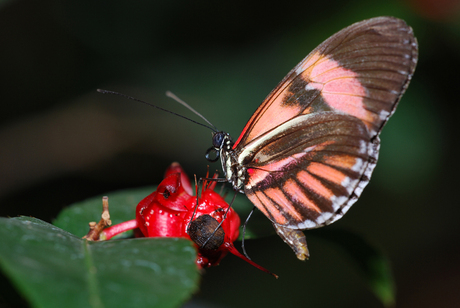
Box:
1;0;460;307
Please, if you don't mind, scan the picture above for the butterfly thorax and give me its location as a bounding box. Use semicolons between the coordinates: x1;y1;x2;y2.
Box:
211;132;246;193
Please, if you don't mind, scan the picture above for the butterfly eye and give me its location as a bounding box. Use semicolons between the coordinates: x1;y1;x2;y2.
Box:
212;132;225;148
162;189;170;199
205;147;220;162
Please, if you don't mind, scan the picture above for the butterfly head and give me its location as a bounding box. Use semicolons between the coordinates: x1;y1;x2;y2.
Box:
205;131;233;163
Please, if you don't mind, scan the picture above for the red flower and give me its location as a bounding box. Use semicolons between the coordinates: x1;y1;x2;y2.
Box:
99;162;276;277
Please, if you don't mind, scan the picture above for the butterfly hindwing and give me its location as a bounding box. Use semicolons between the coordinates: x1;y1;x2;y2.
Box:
240;112;378;229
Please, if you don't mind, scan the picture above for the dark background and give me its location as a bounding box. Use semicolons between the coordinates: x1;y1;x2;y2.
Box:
1;0;459;307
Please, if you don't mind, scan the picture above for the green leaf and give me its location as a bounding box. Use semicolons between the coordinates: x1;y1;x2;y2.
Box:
312;228;395;306
0;217;200;308
54;187;155;237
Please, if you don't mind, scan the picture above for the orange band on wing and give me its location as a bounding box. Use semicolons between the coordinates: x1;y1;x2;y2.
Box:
246;190;270;219
252;190;287;225
307;162;348;185
283;179;322;214
297;170;334;200
243;99;304;146
265;186;304;221
323;154;358;169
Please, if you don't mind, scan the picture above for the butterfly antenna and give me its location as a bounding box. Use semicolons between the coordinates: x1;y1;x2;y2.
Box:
166;91;218;131
97;89;218;132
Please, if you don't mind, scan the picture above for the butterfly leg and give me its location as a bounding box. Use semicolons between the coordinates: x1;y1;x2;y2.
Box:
241;206;256;260
199;190;237;249
273;224;309;260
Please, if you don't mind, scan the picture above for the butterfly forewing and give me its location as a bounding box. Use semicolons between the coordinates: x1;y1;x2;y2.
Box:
233;17;417;149
224;17;417;230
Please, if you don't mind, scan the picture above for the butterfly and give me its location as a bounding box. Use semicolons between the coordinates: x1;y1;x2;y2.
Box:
205;16;418;257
